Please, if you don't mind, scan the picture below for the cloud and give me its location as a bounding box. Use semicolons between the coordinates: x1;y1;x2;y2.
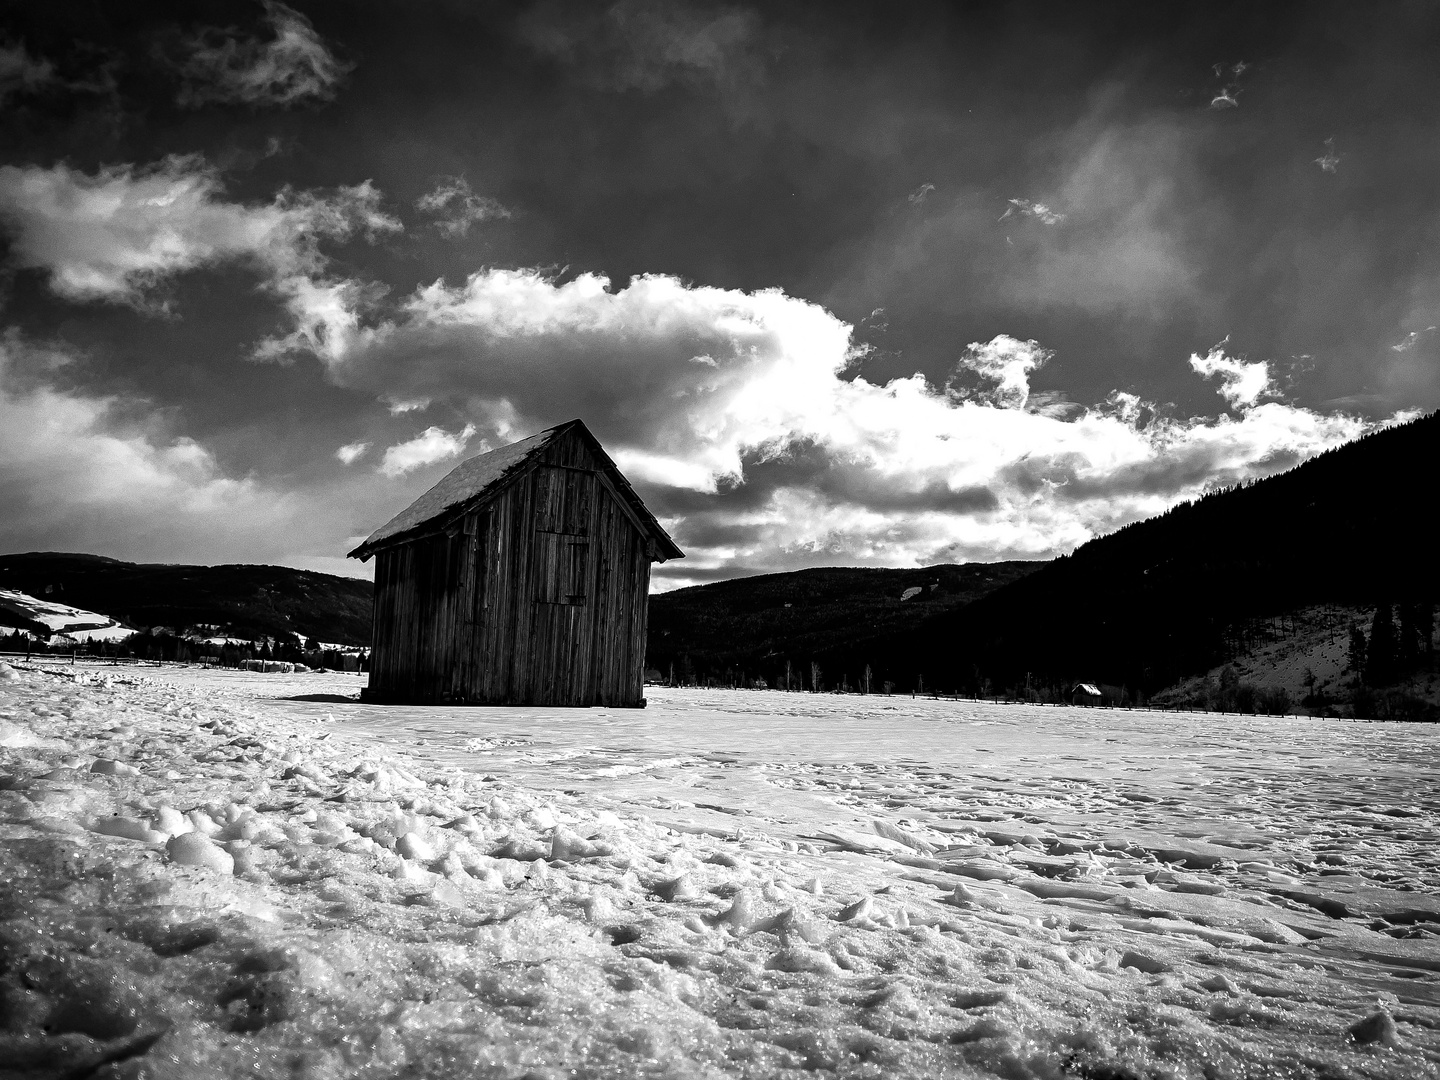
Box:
1315;137;1340;173
173;1;350;108
0;40;55;103
378;424;479;477
1209;60;1246;109
415;176;510;238
0;330;319;567
998;198;1065;225
907;183;935;206
517;0;765;95
1392;327;1436;352
335;441;369;464
1188;341;1276;409
952;335;1050;409
840;119;1204;328
0;155;399;313
268;268;1372;584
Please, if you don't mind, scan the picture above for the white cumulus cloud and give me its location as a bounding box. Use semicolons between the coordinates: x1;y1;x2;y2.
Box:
1189;342;1276;409
0;331;315;565
335;441;370;464
953;335;1050;409
265;268;1372;583
0;156;399;321
379;424;479;477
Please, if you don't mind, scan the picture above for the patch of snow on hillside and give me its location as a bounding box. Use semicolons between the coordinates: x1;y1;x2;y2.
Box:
0;587;132;638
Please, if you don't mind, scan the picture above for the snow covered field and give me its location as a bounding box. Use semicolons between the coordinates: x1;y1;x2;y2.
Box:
3;663;1439;1078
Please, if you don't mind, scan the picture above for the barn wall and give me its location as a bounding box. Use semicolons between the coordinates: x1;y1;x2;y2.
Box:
366;426;655;706
367;522;476;703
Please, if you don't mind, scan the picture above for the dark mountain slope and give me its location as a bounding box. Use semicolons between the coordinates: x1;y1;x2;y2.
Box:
0;553;373;646
891;411;1440;694
646;562;1040;685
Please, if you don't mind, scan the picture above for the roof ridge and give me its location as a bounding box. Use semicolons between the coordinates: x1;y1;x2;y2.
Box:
347;420;682;562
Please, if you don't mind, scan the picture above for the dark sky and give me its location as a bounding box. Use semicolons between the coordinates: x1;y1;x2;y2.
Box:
1;1;1433;586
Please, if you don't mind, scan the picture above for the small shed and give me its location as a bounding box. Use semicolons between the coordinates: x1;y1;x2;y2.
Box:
348;419;683;707
1071;682;1102;706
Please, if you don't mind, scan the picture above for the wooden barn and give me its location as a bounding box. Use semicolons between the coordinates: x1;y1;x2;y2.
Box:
348;420;683;707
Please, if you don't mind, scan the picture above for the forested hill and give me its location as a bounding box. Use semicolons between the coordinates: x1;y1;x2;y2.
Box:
645;562;1040;686
0;553;373;646
889;410;1440;695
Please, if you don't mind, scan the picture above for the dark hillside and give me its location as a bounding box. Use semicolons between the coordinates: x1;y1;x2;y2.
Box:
891;411;1440;694
647;562;1040;686
0;553;373;646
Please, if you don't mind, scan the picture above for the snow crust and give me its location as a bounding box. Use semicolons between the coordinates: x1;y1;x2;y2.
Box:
2;661;1438;1078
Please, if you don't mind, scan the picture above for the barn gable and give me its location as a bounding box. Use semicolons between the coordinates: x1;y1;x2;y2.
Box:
348;419;681;562
349;420;682;707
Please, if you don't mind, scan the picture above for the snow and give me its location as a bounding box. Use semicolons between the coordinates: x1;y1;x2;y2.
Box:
52;623;137;643
2;661;1439;1078
0;588;133;639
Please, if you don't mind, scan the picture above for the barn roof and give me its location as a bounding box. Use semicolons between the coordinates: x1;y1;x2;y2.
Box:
1073;683;1102;696
347;419;683;562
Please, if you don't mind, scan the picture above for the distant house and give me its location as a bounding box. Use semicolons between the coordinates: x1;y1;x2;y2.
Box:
1071;682;1103;706
348;419;683;707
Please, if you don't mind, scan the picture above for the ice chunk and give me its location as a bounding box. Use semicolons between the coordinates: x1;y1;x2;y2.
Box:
90;758;140;776
652;874;699;902
91;815;167;843
397;831;436;862
166;832;235;874
1119;950;1171;975
711;889;757;931
871;818;935;854
944;858;1020;882
811;827;912;856
1348;1009;1400;1046
768;946;841;976
0;720;65;749
550;827;611;862
152;805;190;837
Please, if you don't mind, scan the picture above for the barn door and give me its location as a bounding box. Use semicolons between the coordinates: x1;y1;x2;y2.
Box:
529;465;597;704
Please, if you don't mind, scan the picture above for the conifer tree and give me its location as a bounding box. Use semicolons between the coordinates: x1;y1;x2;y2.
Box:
1365;604;1396;685
1347;623;1367;677
1398;604;1421;673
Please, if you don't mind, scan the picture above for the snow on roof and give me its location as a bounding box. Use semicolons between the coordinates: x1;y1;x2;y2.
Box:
0;588;130;637
348;419;682;561
1074;683;1102;696
351;427;555;557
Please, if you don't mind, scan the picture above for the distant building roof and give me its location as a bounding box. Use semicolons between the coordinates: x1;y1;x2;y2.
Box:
1073;683;1102;696
348;419;683;562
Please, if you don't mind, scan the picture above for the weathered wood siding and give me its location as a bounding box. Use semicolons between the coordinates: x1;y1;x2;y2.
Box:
366;428;654;706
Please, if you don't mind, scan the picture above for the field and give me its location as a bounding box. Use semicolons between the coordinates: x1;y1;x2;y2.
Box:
3;663;1439;1078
